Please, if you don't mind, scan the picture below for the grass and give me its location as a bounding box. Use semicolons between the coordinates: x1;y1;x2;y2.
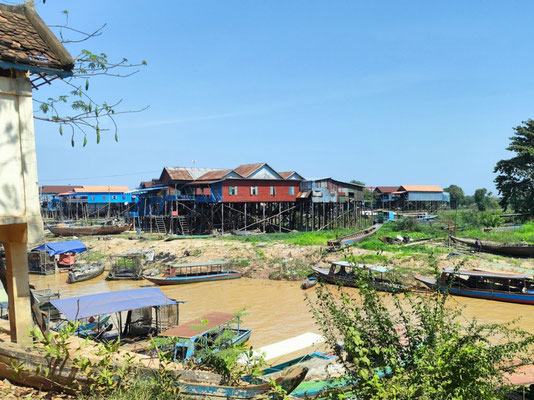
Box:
460;221;534;243
213;228;354;246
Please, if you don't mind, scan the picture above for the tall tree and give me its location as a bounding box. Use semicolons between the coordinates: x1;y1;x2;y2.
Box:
444;185;464;209
474;188;489;211
494;119;534;215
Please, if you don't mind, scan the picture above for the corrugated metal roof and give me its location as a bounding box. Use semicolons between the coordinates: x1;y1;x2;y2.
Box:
164;167;224;181
443;268;531;279
160;312;235;338
233;163;265;178
196;169;242;181
279;171;304;180
40;185;82;194
400;185;443;192
72;186;129;193
375;186;400;193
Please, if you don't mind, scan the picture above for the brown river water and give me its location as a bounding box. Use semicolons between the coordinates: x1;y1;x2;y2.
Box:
29;274;534;361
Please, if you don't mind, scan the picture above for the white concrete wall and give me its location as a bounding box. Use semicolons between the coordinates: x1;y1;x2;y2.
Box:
0;75;43;244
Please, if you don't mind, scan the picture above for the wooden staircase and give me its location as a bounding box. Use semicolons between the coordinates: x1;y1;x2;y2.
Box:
154;216;167;234
178;215;190;235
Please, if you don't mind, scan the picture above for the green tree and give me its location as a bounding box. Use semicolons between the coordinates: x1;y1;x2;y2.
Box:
444;185;465;209
474;188;489;211
309;260;534;400
494;119;534;215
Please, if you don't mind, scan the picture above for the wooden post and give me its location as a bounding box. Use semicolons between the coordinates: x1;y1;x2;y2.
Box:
0;224;32;345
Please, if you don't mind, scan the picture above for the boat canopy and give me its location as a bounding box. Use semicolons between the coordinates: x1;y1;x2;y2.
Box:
160;311;234;338
50;288;178;321
169;260;230;268
32;240;87;256
332;261;392;274
443;268;532;280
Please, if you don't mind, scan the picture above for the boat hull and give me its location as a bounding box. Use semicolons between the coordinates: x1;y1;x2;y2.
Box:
327;224;382;251
144;271;241;285
313;267;406;293
49;224;131;236
450;236;534;257
67;264;104;284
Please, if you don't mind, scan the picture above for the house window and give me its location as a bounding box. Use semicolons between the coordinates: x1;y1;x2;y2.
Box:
289;187;295;195
229;186;238;196
122;195;126;200
270;187;276;196
250;186;258;196
102;196;106;200
91;196;95;200
111;195;117;200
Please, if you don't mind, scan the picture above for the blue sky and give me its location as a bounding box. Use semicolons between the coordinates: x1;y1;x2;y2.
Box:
26;1;534;194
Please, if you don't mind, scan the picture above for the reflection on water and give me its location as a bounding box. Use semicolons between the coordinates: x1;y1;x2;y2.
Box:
30;274;534;351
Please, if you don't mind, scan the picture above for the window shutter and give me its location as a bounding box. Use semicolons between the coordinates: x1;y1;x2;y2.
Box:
234;186;238;195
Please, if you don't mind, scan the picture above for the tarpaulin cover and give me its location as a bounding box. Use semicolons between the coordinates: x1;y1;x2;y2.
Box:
50;288;177;321
32;240;87;256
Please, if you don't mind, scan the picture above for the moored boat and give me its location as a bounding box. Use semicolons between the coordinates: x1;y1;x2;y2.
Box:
450;235;534;257
49;223;131;236
415;268;534;305
143;260;241;285
301;276;318;290
156;311;251;361
312;261;407;293
327;224;382;251
67;263;104;284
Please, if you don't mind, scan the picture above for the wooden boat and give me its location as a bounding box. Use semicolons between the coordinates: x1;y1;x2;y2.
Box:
49;223;131;236
181;366;308;399
312;261;407;293
0;341;307;398
326;224;382;251
157;312;251;361
143;260;241;285
67;263;104;284
301;276;318;290
450;235;534;257
415;268;534;305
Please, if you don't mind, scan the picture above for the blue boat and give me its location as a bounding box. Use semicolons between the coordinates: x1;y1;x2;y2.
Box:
416;268;534;305
144;260;241;285
157;311;251;361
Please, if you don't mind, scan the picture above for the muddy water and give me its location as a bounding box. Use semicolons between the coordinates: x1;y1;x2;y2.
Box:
30;274;534;356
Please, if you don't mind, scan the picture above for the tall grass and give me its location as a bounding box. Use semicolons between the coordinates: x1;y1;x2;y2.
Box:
214;228;354;246
461;221;534;243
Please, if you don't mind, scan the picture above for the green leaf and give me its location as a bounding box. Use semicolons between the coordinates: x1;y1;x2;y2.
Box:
115;132;118;142
59;125;63;136
85;79;89;91
83;136;87;147
96;126;100;144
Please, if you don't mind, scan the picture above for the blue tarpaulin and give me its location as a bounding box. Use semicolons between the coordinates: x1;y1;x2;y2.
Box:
32;240;87;257
49;288;177;321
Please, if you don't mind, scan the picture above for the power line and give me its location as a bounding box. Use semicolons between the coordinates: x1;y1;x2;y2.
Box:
39;170;160;183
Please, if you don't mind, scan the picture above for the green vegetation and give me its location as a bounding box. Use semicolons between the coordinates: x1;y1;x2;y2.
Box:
309;257;534;399
462;221;534;243
214;228;353;246
268;257;313;280
495;119;534;215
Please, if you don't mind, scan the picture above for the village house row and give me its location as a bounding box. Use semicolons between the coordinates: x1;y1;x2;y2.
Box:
40;163;450;235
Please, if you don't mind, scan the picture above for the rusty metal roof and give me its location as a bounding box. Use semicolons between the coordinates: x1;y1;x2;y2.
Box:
297;190;311;199
399;185;443;192
163;167;225;182
375;186;400;193
279;171;304;180
71;186;130;193
40;185;82;194
160;312;235;338
0;3;74;75
196;169;242;181
233;163;266;178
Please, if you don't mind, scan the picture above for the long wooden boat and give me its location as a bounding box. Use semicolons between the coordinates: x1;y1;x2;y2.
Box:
0;341;307;398
450;235;534;257
144;260;241;285
415;268;534;305
49;223;131;236
67;263;104;284
327;224;382;251
313;261;407;293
